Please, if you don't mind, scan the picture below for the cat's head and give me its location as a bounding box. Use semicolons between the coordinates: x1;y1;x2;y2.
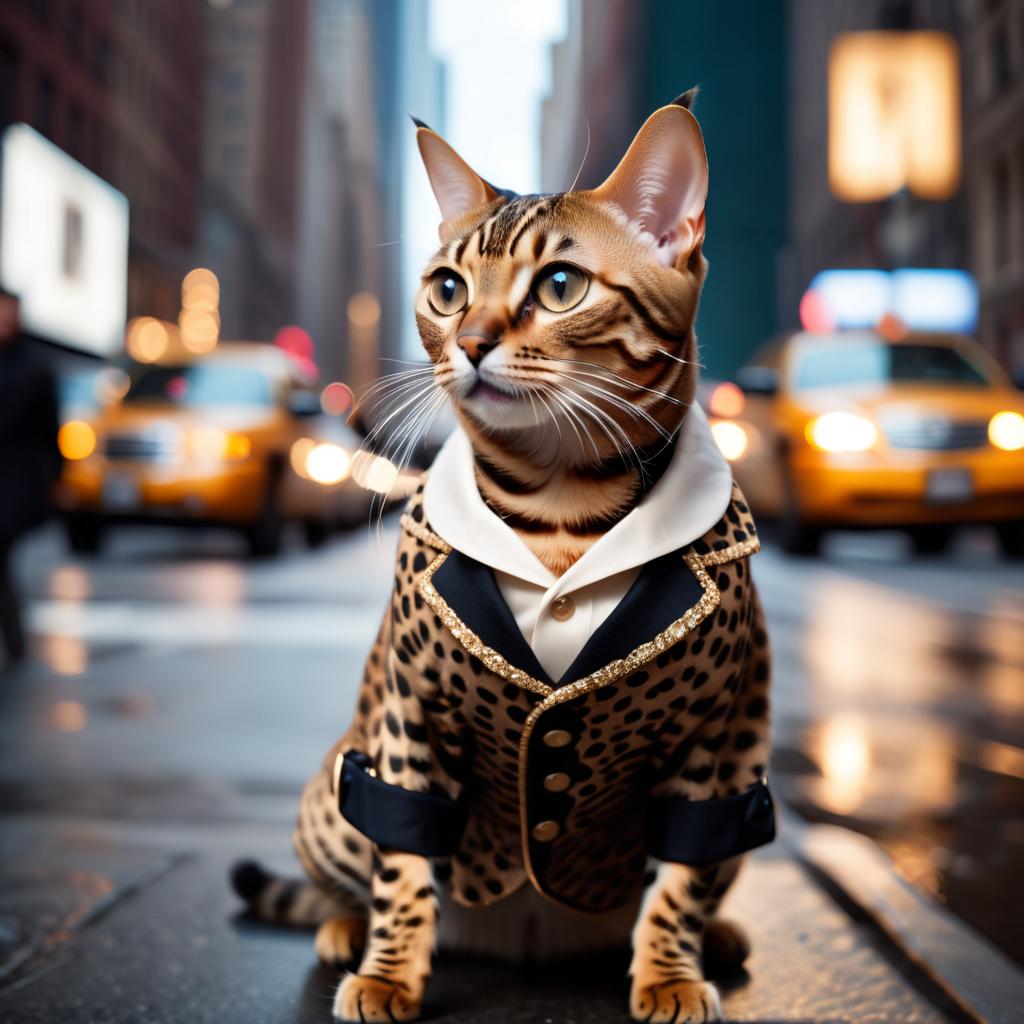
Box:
414;93;708;461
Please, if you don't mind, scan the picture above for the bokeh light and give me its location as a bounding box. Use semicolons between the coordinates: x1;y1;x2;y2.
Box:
57;420;97;460
127;317;169;363
710;420;749;462
320;382;354;416
305;443;351;485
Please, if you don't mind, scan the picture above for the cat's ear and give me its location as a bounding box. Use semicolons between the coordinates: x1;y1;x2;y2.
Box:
592;104;708;268
416;126;499;242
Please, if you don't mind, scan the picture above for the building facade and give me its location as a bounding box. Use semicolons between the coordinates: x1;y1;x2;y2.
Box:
0;0;205;327
542;0;788;378
963;0;1024;372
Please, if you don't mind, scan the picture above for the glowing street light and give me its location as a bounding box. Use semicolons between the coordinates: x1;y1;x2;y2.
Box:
829;31;960;202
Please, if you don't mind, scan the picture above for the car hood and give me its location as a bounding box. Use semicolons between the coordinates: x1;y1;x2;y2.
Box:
92;404;275;434
795;385;1024;422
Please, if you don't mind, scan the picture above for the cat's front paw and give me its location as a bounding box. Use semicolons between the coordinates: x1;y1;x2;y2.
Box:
333;974;422;1023
629;979;722;1023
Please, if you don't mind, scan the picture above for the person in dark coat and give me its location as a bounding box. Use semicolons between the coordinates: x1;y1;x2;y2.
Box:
0;287;61;665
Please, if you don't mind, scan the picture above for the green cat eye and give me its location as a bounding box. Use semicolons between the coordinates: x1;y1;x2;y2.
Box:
427;271;468;316
533;264;589;313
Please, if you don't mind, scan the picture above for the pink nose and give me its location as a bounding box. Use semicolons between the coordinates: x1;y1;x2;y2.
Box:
457;333;498;367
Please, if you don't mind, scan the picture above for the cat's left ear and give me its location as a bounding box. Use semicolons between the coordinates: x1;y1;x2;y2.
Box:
592;104;708;268
416;125;499;243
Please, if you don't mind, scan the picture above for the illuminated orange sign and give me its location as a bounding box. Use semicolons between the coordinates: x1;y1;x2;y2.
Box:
829;31;960;202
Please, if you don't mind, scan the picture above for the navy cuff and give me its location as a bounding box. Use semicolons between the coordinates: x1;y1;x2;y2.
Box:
336;750;466;858
646;780;776;866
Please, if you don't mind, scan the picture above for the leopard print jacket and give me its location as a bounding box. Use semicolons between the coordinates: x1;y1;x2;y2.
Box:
301;478;772;916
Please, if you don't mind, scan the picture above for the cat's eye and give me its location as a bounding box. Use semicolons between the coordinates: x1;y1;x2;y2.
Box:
533;264;589;313
427;271;468;316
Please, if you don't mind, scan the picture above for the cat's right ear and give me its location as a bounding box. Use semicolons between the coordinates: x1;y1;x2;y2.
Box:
416;126;498;242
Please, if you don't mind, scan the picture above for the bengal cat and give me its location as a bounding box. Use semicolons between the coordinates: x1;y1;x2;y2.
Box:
233;90;774;1024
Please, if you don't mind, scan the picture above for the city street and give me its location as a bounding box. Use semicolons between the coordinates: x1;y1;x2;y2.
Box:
0;514;1021;1023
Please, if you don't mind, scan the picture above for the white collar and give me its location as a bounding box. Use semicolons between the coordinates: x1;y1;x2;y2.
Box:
422;403;734;595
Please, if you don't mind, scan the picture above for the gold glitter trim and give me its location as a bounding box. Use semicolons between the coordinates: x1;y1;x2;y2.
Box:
400;515;450;553
418;551;554;698
697;535;761;566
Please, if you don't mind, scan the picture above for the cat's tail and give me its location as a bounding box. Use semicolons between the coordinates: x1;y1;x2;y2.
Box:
230;859;339;927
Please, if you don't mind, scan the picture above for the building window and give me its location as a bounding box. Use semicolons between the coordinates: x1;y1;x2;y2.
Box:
990;24;1010;95
35;74;54;136
993;156;1010;268
92;33;110;83
0;40;17;128
68;4;85;60
69;104;85;160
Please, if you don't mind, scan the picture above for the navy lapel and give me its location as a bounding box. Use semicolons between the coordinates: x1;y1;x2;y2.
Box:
430;550;553;684
557;548;703;684
429;546;703;689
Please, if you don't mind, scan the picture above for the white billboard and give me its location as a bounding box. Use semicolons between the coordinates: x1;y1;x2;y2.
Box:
0;123;129;357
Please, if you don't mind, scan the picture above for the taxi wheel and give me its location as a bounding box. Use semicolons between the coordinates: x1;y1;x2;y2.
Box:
778;481;822;555
66;518;105;555
995;521;1024;558
245;469;284;558
303;519;330;549
909;525;953;556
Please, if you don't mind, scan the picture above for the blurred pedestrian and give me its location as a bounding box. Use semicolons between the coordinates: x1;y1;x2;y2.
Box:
0;288;61;666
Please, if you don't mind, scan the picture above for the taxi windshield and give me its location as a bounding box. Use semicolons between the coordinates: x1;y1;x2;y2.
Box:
125;365;272;407
794;341;988;391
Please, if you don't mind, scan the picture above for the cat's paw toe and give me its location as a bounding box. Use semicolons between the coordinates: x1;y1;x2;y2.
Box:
333;974;421;1023
630;979;722;1023
315;916;367;970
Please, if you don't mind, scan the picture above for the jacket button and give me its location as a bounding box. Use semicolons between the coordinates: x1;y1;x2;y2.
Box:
543;772;571;792
531;820;560;842
542;729;571;748
550;595;575;621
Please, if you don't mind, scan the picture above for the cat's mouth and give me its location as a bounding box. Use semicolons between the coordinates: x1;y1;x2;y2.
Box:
464;378;516;403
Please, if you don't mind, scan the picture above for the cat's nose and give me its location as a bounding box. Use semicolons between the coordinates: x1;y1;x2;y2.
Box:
457;332;498;367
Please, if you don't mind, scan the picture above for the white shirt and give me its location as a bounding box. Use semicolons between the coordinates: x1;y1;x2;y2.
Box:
422;404;733;681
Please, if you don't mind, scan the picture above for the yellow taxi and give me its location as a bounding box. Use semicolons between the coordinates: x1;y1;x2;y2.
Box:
705;330;1024;555
57;344;380;556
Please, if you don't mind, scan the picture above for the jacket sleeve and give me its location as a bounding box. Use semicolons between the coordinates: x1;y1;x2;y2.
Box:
335;522;470;857
645;577;775;865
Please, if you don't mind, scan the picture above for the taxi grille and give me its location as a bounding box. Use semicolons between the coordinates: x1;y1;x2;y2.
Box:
882;418;989;451
104;432;179;462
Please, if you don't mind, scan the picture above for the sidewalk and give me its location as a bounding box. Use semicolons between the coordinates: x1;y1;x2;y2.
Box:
1;796;1020;1024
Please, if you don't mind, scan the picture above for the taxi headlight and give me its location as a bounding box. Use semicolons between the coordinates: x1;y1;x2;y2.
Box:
806;412;877;453
711;420;749;462
189;426;251;461
988;411;1024;452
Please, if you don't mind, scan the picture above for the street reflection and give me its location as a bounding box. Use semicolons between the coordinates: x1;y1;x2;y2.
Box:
812;713;871;814
769;548;1024;960
42;634;88;676
51;700;87;733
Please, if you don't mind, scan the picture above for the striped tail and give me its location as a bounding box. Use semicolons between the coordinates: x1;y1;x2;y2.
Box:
230;859;340;927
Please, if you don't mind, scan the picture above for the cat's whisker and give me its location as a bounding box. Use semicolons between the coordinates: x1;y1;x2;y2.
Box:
555;365;688;408
541;385;594;460
558;388;636;465
543;368;675;443
656;346;704;370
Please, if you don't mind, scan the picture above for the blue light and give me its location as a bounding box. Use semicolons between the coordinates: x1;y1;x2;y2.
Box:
806;269;978;333
890;269;978;332
809;270;890;328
